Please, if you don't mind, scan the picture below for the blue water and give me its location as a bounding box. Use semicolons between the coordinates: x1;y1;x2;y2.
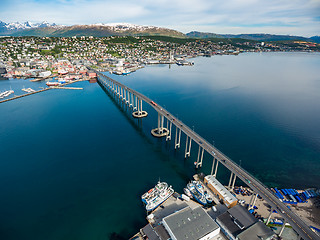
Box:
0;52;319;239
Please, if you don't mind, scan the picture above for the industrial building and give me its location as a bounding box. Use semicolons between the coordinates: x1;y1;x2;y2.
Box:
204;175;238;208
162;206;220;240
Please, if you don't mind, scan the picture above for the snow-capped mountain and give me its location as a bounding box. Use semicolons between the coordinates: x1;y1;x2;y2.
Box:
0;20;57;32
0;21;185;38
89;23;160;32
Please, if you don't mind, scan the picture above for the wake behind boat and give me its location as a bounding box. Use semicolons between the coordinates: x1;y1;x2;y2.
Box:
141;181;174;212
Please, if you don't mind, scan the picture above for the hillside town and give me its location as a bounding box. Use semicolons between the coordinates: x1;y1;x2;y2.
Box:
0;36;319;79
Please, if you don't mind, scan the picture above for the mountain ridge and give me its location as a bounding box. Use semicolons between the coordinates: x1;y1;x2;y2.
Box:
0;21;319;42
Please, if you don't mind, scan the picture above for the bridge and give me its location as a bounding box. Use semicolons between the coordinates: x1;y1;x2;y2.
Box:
94;69;320;240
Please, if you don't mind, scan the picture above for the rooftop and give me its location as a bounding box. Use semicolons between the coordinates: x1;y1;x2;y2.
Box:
163;206;220;240
237;221;275;240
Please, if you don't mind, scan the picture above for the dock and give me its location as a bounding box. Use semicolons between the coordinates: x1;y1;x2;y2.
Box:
0;79;84;104
52;87;83;90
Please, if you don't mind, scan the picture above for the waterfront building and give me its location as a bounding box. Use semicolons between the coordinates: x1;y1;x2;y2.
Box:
236;221;275;240
204;175;237;208
162;206;220;240
216;205;258;240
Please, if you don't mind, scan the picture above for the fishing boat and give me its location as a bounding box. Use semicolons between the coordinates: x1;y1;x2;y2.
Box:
141;181;174;212
187;182;207;205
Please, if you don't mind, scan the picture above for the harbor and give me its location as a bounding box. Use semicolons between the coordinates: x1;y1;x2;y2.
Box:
133;174;320;240
0;78;89;104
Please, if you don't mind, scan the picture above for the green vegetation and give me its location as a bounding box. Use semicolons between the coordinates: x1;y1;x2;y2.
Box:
104;36;140;44
141;35;196;44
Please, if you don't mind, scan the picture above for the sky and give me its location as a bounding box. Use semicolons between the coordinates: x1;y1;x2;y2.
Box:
1;0;320;37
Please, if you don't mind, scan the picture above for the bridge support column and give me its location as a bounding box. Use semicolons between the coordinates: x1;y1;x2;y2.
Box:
175;128;181;149
214;160;219;177
130;92;134;108
151;113;169;137
248;194;254;210
279;220;286;236
266;208;273;225
184;136;192;158
126;91;129;105
211;158;216;175
248;193;258;210
228;172;234;189
166;120;172;141
195;146;204;168
132;98;148;118
231;174;237;190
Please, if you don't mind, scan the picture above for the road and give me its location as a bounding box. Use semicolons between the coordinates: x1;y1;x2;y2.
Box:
96;71;320;240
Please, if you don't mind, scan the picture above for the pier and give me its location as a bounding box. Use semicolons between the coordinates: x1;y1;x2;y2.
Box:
93;69;320;240
0;79;85;104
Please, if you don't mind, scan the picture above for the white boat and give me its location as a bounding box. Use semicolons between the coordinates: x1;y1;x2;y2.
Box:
0;90;14;98
46;82;61;86
183;188;192;198
141;181;174;212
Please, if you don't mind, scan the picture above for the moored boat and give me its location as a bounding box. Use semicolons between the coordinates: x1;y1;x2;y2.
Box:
141;181;174;212
46;82;61;86
187;182;207;205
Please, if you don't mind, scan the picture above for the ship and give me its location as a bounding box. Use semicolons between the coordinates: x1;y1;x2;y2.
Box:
46;82;61;86
141;181;174;212
193;180;214;204
0;90;14;98
187;181;207;205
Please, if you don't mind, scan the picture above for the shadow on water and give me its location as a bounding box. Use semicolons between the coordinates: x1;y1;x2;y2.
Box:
98;81;194;184
98;81;152;144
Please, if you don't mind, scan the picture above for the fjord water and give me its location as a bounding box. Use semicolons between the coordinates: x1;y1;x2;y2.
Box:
0;52;319;239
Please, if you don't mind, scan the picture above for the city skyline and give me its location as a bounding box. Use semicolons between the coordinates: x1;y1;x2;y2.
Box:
1;0;320;37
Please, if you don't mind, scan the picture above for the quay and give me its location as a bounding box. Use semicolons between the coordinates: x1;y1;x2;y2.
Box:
0;79;85;104
53;86;83;90
93;69;320;240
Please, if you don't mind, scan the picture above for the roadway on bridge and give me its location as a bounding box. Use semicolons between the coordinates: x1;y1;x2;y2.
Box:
96;71;320;240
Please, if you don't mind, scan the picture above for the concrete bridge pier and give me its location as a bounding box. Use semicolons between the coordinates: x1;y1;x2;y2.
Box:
134;95;138;110
174;127;181;149
151;113;169;137
166;120;172;141
279;220;286;236
248;193;258;210
130;92;134;108
266;208;273;225
211;158;216;175
231;173;237;190
195;146;204;168
126;90;129;105
120;87;124;99
132;98;148;118
184;136;192;158
228;172;234;189
123;88;126;102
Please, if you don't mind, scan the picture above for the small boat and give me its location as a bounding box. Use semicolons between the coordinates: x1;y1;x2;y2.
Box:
46;82;61;86
204;191;213;204
183;188;192;198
